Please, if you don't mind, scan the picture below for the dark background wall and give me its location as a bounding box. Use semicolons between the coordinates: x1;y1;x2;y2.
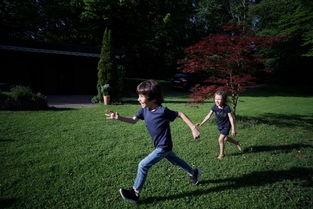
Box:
1;50;98;94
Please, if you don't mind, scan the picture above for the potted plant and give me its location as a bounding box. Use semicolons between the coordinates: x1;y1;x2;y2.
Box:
101;84;111;105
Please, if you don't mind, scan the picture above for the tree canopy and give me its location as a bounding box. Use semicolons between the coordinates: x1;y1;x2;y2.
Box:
1;0;312;83
177;24;282;113
250;0;313;57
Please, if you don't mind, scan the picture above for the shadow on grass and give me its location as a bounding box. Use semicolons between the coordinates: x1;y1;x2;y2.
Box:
237;113;313;129
240;85;313;97
0;138;15;142
0;198;17;208
229;143;313;156
140;167;313;204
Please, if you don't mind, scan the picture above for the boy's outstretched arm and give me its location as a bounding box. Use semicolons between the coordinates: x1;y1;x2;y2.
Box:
196;110;213;126
178;112;200;139
105;110;139;124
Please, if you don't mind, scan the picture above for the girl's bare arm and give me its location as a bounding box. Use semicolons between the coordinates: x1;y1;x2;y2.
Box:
228;112;236;136
196;110;213;126
178;112;200;139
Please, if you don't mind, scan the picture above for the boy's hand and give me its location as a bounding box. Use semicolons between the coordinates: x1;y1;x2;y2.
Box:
192;127;201;139
105;110;119;120
231;129;236;136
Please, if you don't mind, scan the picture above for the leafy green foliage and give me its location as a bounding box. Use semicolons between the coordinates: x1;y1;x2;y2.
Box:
250;0;313;57
1;0;312;88
278;1;313;57
249;0;313;84
3;0;196;78
250;0;313;56
193;0;229;33
0;0;41;40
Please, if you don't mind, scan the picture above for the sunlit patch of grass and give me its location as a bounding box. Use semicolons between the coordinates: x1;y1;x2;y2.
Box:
1;85;313;208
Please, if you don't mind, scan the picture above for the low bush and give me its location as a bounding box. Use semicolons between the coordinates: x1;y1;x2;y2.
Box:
91;95;100;104
0;86;48;110
0;90;14;109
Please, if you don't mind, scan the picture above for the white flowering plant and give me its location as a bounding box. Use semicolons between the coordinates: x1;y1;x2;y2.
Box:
101;84;111;96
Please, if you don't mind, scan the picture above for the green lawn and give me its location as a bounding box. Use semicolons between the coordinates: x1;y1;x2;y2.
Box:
1;85;313;209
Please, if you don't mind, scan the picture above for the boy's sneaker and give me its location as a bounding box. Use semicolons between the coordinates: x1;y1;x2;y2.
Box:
119;188;139;203
190;168;201;185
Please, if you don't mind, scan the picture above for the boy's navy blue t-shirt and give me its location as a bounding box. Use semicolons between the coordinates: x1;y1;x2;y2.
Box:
211;104;231;130
135;106;178;151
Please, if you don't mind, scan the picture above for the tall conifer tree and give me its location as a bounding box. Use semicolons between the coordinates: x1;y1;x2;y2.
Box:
97;28;113;102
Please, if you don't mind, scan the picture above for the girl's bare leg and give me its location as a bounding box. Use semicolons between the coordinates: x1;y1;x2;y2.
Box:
225;136;242;152
217;134;226;159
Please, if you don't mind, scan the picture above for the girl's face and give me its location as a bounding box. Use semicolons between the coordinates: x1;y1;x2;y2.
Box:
137;94;154;108
214;94;224;108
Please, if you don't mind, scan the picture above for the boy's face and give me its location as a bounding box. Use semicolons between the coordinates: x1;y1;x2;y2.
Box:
137;94;155;108
214;94;224;107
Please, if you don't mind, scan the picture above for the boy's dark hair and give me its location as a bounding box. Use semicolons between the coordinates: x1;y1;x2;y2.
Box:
137;80;164;105
214;90;228;105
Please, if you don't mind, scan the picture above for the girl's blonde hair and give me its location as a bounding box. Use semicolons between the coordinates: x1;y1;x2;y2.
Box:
214;90;228;105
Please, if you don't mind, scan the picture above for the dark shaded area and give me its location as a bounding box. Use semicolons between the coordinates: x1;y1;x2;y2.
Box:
200;167;313;187
241;85;313;97
0;50;98;95
0;138;15;142
245;144;313;153
237;113;313;130
47;95;94;104
0;198;17;208
46;107;77;111
140;167;313;204
229;144;313;157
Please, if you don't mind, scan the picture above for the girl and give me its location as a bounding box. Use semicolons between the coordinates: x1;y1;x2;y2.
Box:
196;90;242;159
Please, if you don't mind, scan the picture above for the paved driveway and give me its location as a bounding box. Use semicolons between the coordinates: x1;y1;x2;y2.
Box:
47;95;96;108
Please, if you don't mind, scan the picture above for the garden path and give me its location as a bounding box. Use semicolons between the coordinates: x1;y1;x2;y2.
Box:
47;95;96;108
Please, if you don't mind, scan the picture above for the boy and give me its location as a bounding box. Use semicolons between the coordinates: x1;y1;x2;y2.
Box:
106;80;201;203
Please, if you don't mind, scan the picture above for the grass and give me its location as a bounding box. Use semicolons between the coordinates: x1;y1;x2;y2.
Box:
1;84;313;209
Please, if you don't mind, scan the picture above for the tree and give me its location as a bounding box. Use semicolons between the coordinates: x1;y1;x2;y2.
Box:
249;0;313;84
0;0;41;40
250;0;313;56
190;0;232;38
177;24;281;114
0;0;91;44
97;28;113;102
191;0;256;36
81;0;196;78
96;28;124;103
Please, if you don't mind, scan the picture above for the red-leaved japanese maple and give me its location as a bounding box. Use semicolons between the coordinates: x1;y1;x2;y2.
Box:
177;24;282;114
